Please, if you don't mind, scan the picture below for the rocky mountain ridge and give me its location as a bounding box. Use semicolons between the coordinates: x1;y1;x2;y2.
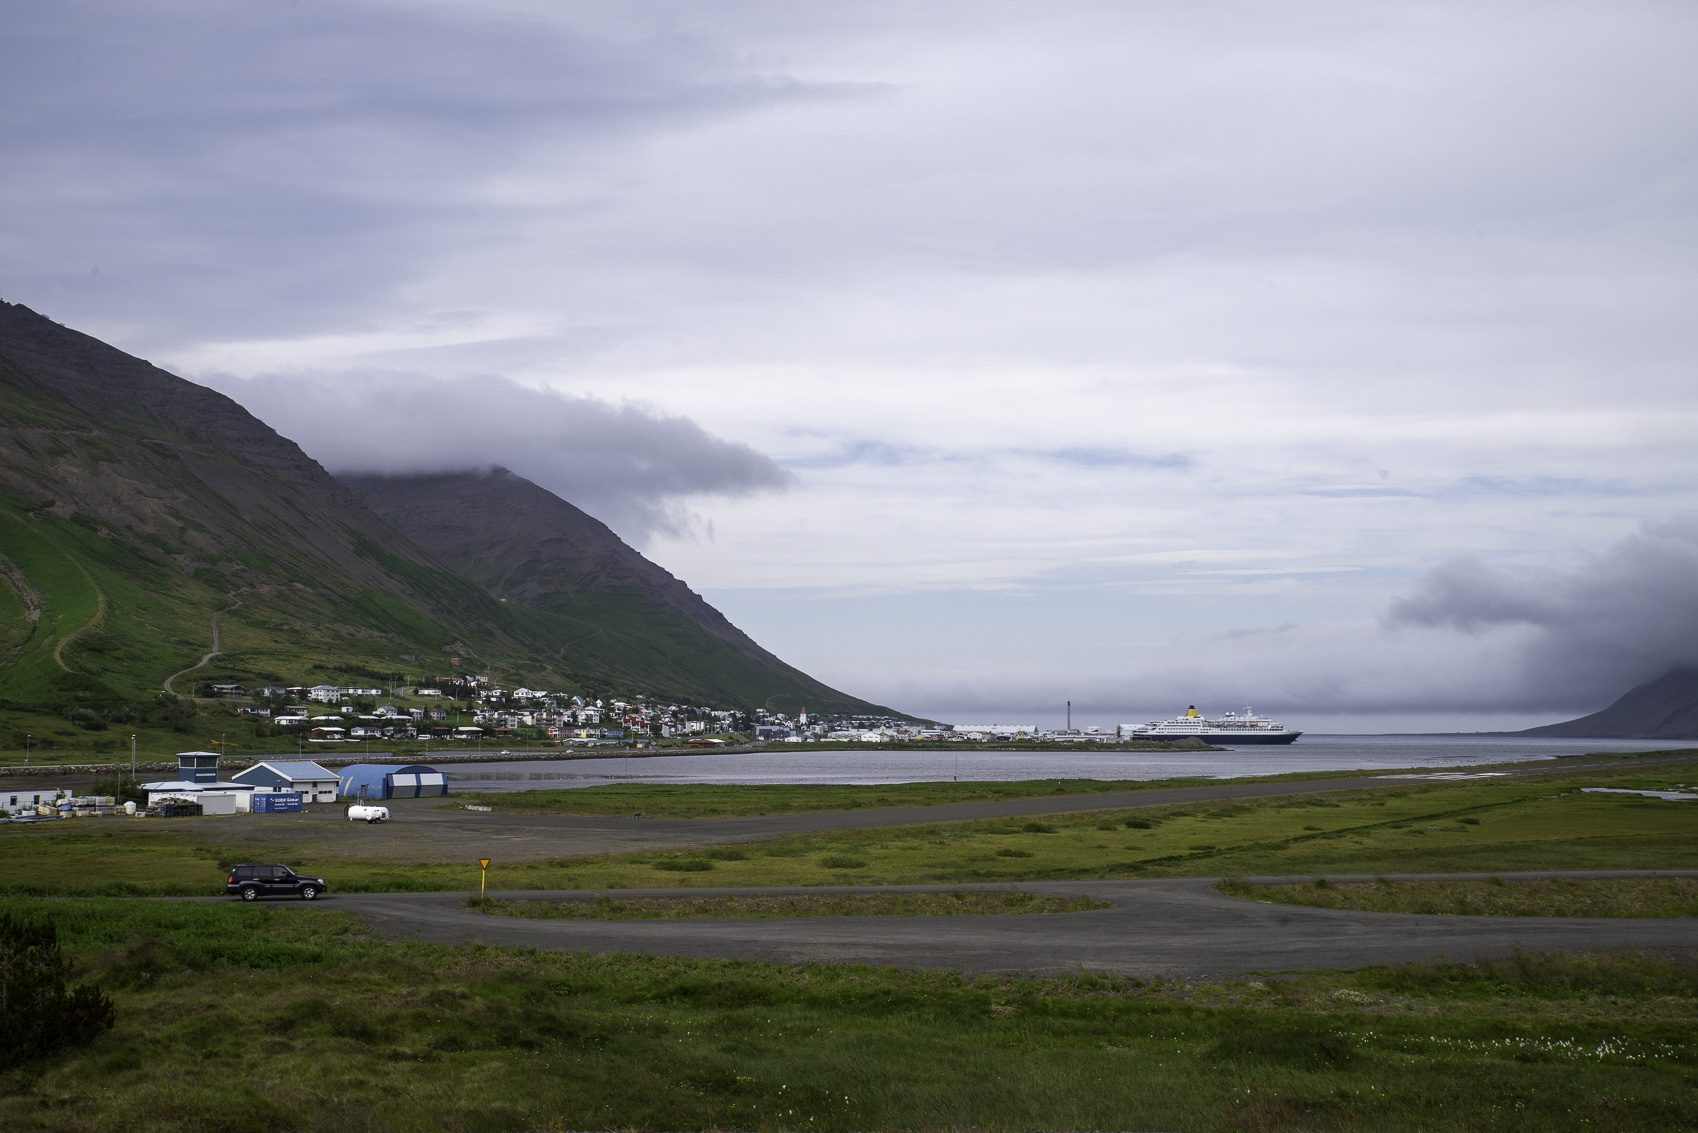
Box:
1522;666;1698;740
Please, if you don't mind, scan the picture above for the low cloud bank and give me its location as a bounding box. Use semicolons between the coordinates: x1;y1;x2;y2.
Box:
851;516;1698;725
213;370;789;541
1387;513;1698;707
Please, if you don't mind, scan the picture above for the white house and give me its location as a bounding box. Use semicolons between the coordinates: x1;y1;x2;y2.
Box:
306;685;342;703
3;787;69;814
231;760;341;803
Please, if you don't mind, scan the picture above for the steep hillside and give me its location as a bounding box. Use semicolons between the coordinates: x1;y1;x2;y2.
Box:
0;300;541;703
0;300;888;714
340;468;885;713
1522;666;1698;739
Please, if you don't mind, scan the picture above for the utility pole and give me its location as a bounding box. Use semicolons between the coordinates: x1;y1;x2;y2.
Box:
1066;701;1071;731
24;734;30;766
131;734;137;780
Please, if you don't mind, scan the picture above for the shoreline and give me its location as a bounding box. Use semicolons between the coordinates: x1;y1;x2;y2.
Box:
0;739;1230;779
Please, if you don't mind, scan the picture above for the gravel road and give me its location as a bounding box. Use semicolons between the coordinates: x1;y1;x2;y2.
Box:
324;870;1698;979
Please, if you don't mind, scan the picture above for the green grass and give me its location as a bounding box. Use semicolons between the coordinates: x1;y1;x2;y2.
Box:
454;776;1226;817
1220;876;1698;917
3;896;1696;1131
465;890;1111;919
6;760;1698;897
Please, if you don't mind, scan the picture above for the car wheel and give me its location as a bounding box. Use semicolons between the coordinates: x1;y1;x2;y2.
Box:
300;885;318;900
240;886;260;902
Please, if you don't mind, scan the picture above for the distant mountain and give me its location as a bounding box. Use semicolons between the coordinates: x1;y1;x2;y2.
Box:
1521;666;1698;739
0;300;887;713
340;468;882;713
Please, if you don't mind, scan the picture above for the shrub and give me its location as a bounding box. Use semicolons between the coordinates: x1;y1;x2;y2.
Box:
1022;822;1057;834
89;776;147;805
0;913;116;1069
1123;818;1153;829
653;859;714;872
995;849;1034;858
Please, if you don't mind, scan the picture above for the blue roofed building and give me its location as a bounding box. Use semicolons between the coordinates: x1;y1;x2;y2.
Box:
336;764;447;799
231;760;341;804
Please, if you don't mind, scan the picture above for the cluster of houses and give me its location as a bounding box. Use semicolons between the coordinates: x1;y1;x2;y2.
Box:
214;678;749;745
747;709;935;743
752;715;1130;744
204;675;1147;749
209;676;1146;748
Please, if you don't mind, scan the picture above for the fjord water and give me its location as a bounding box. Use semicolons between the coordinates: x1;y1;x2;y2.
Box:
442;734;1698;792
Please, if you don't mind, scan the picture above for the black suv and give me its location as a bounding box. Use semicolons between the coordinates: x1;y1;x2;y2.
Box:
226;863;329;901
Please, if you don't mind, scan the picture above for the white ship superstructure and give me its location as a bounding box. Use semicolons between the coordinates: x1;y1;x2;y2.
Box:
1124;705;1301;745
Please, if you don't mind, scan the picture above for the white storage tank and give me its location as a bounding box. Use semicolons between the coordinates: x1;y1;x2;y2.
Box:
345;804;390;823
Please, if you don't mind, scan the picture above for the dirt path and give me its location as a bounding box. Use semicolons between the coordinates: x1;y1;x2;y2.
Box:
48;556;106;671
162;597;241;696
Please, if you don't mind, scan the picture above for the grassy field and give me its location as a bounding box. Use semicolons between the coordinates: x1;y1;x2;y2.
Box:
3;897;1695;1131
466;890;1111;919
4;758;1697;896
1220;876;1698;917
452;776;1232;817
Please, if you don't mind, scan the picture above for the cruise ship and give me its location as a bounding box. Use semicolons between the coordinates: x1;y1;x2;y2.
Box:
1123;705;1301;745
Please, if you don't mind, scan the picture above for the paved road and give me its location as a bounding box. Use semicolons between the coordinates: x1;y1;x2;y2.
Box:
327;870;1698;979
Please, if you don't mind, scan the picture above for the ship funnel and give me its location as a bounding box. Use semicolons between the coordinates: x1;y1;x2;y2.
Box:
1185;705;1199;718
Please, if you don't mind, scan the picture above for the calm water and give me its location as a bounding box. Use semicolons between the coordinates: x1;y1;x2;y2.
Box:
441;734;1698;792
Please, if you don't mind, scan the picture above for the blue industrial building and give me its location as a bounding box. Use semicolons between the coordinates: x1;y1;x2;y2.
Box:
336;764;447;799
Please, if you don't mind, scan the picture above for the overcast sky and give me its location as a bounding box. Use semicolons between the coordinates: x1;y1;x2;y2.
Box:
6;1;1697;729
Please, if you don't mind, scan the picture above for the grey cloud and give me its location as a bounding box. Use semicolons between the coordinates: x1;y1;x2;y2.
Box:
1386;515;1698;704
0;0;841;347
1385;557;1569;631
208;370;789;542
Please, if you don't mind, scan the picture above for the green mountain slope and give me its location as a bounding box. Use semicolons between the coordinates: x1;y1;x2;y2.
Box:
340;468;888;714
0;300;888;714
0;300;531;704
